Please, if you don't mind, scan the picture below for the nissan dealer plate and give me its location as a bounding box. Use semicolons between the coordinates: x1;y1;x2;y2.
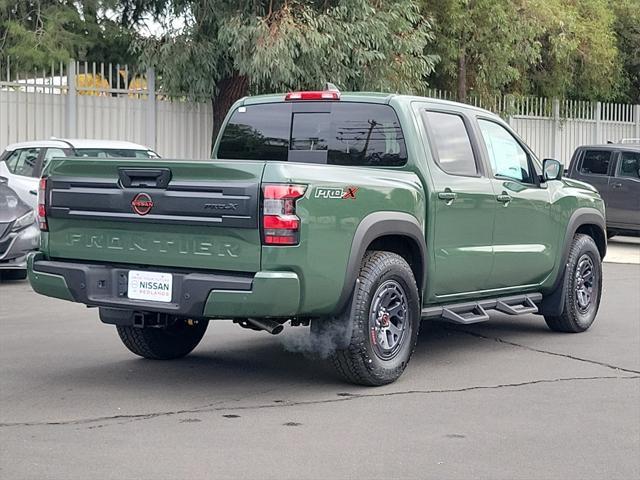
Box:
127;270;173;302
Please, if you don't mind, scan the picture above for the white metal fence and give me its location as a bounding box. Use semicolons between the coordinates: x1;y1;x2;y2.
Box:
0;60;213;158
1;61;639;163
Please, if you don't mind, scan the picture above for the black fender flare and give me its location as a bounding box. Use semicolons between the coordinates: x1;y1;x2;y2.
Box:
541;207;606;316
335;211;427;313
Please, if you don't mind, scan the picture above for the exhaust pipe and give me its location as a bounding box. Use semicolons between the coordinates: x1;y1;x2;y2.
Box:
246;318;284;335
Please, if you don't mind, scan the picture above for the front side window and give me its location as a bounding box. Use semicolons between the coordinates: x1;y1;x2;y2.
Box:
617;151;640;179
217;102;407;167
422;111;477;176
478;119;534;183
4;148;41;177
580;150;611;176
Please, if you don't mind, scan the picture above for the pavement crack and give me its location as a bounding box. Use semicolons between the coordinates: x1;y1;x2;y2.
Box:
447;327;640;375
1;375;637;429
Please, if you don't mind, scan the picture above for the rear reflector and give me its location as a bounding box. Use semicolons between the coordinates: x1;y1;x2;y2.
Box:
262;184;306;246
285;91;340;101
37;177;48;231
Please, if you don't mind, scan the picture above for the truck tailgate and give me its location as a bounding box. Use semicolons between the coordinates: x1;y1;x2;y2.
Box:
43;158;265;273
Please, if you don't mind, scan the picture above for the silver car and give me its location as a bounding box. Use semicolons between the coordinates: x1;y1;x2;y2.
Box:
0;139;159;208
0;177;39;280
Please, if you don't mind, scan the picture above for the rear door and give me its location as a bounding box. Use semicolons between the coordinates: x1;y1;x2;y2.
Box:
607;150;640;229
44;159;264;273
415;105;496;297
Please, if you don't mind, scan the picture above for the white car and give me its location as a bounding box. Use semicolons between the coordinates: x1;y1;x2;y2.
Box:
0;139;159;208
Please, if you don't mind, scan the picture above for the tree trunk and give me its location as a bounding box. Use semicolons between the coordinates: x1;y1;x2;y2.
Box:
457;48;467;103
211;74;249;156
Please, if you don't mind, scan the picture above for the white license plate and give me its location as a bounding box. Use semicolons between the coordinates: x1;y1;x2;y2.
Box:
127;270;173;303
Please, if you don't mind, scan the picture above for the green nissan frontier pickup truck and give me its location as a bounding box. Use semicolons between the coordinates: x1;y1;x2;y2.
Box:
28;87;607;385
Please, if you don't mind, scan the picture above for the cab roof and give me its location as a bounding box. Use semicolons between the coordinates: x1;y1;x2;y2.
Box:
240;92;499;117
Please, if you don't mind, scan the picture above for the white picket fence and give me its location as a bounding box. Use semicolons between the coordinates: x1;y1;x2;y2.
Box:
1;61;639;163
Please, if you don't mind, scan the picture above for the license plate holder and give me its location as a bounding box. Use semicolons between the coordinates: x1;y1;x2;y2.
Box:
127;270;173;303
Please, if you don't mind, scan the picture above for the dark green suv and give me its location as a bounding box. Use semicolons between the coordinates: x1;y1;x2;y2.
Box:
28;89;607;385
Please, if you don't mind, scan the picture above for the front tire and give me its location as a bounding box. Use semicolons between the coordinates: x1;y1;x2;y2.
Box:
544;234;602;333
315;251;421;386
117;318;208;360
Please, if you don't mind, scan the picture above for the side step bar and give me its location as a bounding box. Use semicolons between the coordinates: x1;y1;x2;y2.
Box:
421;293;542;325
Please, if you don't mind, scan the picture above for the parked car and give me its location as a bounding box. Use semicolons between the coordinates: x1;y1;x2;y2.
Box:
28;88;606;385
566;143;640;237
0;177;39;280
0;139;159;208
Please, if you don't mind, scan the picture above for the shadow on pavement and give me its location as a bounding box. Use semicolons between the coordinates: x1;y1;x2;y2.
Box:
37;315;552;395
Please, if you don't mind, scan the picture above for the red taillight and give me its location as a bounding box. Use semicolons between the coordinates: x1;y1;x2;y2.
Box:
37;177;48;231
262;184;306;246
285;91;340;101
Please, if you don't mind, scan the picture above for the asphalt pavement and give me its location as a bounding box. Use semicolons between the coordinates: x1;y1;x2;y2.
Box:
0;243;638;480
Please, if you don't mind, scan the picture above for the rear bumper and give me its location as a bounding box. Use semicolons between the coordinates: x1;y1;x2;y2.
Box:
27;253;301;318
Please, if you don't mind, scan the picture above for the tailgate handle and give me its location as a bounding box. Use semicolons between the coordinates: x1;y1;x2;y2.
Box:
118;168;171;188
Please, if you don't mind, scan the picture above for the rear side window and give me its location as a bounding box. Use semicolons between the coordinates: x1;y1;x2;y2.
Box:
580;150;611;176
217;102;407;167
618;151;640;179
421;111;477;176
4;148;41;177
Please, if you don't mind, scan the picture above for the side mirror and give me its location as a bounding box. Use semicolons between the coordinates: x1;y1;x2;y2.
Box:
543;159;563;182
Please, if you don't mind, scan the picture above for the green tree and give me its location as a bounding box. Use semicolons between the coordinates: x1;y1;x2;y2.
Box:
0;1;143;76
139;0;438;142
423;0;628;102
611;0;640;102
524;0;621;100
423;0;539;102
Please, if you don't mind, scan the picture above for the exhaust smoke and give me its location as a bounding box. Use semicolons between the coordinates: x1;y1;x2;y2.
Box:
280;318;352;358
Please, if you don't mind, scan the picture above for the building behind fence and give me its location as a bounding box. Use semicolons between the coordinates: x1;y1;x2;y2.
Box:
1;60;639;162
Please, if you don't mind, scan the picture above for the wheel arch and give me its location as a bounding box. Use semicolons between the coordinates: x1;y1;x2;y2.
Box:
336;212;426;313
541;207;606;316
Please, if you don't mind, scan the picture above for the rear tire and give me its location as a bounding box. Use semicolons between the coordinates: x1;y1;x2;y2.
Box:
1;269;27;281
117;318;208;360
544;234;602;333
314;251;421;386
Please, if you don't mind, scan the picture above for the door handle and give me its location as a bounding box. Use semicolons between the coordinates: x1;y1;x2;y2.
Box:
438;189;457;204
612;182;623;189
496;193;511;204
29;190;37;195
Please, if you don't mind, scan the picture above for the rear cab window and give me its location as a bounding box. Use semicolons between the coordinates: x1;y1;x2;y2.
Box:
216;102;407;167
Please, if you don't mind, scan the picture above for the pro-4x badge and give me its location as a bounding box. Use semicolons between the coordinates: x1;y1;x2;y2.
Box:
314;186;359;199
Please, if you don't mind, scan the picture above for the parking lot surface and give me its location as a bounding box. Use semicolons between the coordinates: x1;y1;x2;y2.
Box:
1;258;639;479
